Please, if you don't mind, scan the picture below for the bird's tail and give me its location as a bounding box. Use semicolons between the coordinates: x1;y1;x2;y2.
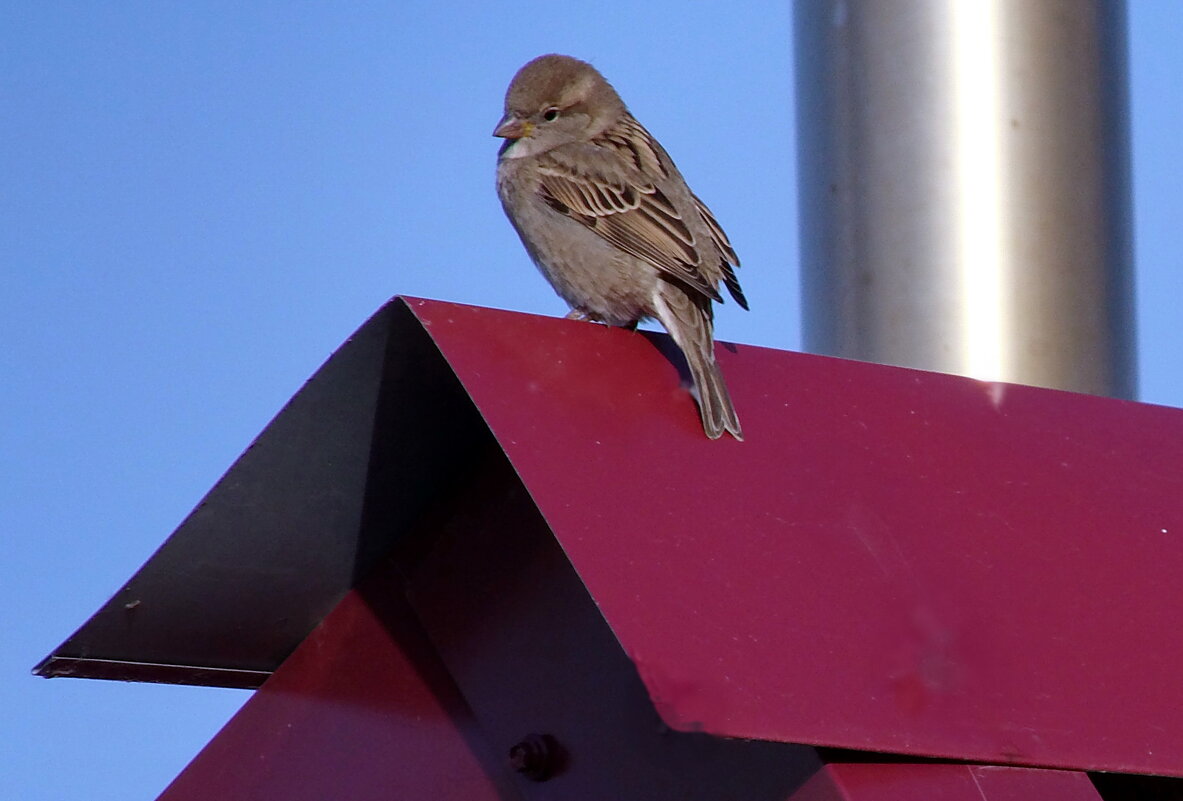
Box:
653;285;743;441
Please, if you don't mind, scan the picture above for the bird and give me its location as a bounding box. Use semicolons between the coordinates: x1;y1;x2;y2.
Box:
494;54;748;440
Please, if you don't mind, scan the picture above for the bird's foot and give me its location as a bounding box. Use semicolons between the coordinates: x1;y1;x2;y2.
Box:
565;308;602;323
564;310;640;331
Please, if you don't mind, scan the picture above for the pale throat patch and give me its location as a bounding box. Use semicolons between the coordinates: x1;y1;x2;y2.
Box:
500;135;552;160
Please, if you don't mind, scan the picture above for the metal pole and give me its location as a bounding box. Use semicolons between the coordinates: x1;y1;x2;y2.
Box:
794;0;1136;398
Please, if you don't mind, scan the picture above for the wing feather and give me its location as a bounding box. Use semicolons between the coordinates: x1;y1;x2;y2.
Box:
693;192;747;309
535;115;725;302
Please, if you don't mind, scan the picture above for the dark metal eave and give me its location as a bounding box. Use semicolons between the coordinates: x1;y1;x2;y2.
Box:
36;296;1183;777
36;297;491;687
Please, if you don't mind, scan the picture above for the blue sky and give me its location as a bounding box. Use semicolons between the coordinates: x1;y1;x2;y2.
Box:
3;3;1180;798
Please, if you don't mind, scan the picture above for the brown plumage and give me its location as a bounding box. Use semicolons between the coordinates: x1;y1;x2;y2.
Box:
494;54;747;440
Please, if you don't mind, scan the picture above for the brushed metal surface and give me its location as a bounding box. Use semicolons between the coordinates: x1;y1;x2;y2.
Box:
795;0;1135;398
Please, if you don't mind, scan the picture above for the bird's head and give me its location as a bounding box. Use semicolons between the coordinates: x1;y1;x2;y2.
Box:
494;54;625;159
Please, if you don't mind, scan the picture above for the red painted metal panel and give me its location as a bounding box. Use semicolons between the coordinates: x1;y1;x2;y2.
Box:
792;763;1101;801
402;441;823;799
404;297;1183;776
157;560;511;801
966;765;1101;801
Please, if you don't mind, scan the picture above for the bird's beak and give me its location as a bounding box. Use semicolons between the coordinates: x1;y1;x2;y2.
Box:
494;114;533;139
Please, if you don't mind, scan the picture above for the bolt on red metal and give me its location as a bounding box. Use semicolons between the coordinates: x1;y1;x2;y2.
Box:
508;734;562;781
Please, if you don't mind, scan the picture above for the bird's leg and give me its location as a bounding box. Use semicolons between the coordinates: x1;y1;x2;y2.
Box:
565;308;607;323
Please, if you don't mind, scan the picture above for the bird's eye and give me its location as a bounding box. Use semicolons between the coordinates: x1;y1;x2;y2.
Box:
542;107;561;122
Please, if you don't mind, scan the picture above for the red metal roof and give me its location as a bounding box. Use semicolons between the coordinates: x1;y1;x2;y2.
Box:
794;763;1103;801
158;570;509;801
404;297;1183;776
38;296;1183;777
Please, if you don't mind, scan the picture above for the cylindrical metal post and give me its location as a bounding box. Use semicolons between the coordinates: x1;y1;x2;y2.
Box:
795;0;1136;398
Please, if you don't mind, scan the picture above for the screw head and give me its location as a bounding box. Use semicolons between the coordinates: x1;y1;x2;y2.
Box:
508;733;561;781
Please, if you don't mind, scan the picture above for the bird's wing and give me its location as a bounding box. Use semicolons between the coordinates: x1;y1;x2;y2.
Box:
535;115;723;303
692;190;747;310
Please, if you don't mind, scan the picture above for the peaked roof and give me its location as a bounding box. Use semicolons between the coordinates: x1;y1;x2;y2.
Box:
38;296;1183;776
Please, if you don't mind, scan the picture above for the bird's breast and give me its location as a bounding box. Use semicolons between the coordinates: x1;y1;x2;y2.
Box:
497;159;658;325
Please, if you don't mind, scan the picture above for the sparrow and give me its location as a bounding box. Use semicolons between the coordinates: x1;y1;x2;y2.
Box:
494;54;748;440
